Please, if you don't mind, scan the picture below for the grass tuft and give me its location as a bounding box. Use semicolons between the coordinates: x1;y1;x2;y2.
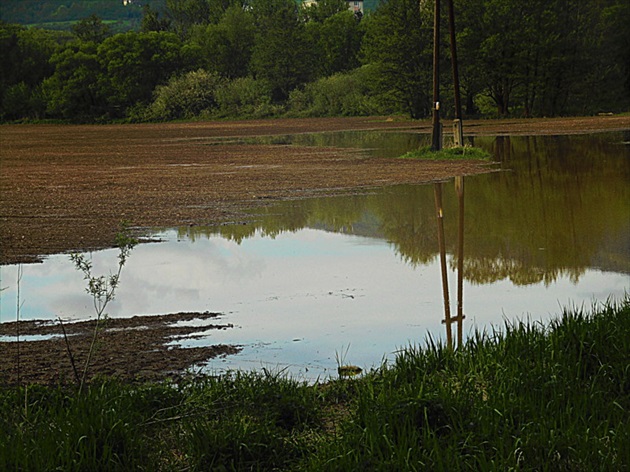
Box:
400;145;491;160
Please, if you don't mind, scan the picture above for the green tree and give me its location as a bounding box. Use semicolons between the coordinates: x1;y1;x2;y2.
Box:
475;0;526;115
0;23;25;97
165;0;212;37
249;0;315;102
361;0;432;118
456;0;629;116
42;41;106;120
72;14;111;43
97;31;191;114
594;1;630;112
301;0;348;22
549;0;630;116
0;23;73;120
189;5;255;79
306;9;364;78
532;0;595;116
141;4;173;32
453;0;485;115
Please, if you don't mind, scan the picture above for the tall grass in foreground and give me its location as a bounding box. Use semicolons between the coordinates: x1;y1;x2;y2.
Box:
309;299;630;470
0;299;628;470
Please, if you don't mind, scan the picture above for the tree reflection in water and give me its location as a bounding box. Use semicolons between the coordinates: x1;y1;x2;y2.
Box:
181;133;629;287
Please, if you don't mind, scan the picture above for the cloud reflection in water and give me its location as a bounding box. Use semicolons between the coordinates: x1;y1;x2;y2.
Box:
1;227;627;380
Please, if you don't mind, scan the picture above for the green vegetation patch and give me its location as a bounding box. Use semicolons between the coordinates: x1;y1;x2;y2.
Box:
400;145;492;160
1;298;628;470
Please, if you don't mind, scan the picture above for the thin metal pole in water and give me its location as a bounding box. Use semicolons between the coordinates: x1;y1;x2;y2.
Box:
431;0;442;151
434;182;452;347
455;176;465;348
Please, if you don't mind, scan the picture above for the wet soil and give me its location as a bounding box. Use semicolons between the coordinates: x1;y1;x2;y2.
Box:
1;115;628;384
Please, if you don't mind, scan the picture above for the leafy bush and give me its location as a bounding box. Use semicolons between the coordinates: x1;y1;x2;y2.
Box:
214;76;280;119
287;66;394;117
144;69;224;121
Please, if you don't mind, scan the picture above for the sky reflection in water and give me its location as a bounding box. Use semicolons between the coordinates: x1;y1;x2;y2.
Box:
1;132;629;380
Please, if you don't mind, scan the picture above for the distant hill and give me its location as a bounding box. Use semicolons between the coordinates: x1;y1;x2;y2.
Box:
0;0;166;32
1;0;379;31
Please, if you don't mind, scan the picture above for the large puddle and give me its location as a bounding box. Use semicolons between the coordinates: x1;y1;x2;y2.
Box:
1;132;629;380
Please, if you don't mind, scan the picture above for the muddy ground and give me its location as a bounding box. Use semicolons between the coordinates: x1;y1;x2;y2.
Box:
1;115;628;384
0;312;239;385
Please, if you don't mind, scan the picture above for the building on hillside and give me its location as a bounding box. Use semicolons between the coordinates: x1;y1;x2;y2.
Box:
349;0;364;13
300;0;380;14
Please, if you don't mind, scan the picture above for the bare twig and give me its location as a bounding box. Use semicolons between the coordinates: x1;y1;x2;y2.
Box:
58;317;81;385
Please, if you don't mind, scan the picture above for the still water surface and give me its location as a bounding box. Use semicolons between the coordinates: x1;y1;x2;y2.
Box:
1;132;628;379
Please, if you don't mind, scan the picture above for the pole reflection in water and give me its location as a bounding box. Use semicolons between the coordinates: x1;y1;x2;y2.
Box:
434;177;466;349
433;181;452;346
455;176;465;348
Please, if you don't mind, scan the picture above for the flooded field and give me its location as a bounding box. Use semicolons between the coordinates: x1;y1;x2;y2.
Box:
1;130;629;381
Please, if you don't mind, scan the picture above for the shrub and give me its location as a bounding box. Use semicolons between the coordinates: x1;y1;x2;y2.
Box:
214;76;280;119
144;69;224;121
287;66;393;117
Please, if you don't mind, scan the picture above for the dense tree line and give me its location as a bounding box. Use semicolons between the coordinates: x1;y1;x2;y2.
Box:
1;0;628;123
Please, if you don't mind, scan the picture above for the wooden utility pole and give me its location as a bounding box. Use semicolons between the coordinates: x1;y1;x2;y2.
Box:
446;0;464;146
431;0;442;151
430;0;464;149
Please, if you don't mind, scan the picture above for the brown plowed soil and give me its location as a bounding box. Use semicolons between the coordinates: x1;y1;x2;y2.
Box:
1;115;628;385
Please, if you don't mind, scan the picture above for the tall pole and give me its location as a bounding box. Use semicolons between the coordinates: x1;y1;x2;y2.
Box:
446;0;464;146
431;0;442;151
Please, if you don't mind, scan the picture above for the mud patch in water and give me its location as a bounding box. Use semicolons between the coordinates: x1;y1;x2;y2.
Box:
0;311;239;385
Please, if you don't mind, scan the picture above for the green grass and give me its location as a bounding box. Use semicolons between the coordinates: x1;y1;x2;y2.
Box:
1;298;628;470
400;145;491;160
